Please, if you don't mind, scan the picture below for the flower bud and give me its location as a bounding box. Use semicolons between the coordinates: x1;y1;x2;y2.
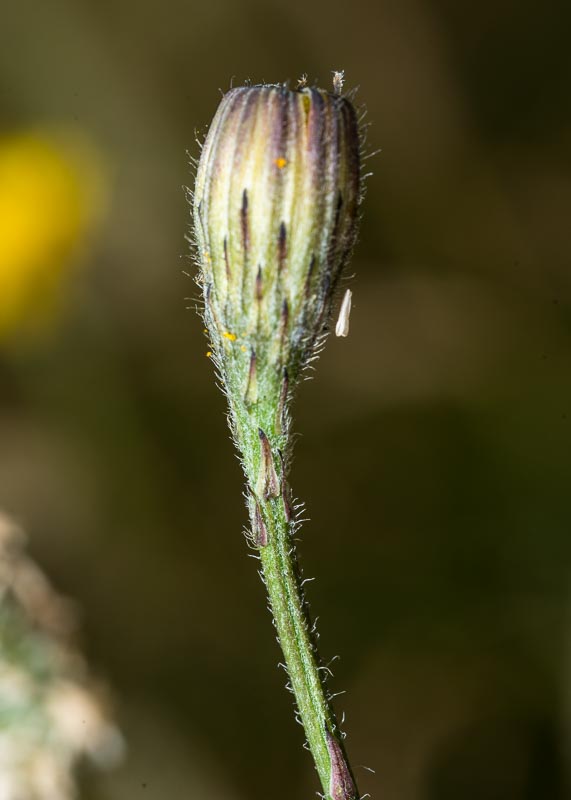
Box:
194;83;360;396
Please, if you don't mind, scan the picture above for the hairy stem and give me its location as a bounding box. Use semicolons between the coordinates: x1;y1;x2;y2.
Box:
237;409;359;800
263;498;332;784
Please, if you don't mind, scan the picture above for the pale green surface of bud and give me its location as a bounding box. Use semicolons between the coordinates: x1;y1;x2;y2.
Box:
194;83;361;423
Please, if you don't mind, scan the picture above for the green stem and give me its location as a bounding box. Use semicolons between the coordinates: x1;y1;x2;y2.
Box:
236;408;359;800
259;495;333;791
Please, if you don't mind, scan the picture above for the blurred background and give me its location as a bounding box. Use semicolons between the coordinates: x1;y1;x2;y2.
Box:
1;0;570;797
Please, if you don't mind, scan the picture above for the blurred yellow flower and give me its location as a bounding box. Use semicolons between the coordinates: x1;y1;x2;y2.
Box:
0;131;105;342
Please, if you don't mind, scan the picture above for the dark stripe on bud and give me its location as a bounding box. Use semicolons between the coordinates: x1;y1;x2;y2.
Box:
304;254;316;305
223;236;231;281
241;189;249;255
256;265;263;302
279;299;289;354
278;221;287;274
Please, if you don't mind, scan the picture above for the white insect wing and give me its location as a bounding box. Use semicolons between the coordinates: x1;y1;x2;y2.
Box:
335;289;352;337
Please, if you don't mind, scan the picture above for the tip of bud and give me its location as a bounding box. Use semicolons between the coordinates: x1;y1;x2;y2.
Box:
332;70;345;95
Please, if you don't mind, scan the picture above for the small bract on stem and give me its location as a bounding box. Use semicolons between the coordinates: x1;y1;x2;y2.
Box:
193;75;364;800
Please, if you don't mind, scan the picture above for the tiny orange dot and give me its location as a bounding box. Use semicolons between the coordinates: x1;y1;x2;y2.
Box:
206;351;212;358
275;157;287;169
223;331;237;342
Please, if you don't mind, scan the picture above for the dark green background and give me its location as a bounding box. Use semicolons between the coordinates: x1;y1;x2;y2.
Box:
1;0;571;797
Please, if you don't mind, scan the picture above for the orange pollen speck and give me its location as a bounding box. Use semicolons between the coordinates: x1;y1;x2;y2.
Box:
206;351;212;358
223;331;237;341
275;157;287;169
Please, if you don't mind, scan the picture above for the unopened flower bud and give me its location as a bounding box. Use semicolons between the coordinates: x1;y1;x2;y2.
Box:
194;82;361;408
192;82;366;799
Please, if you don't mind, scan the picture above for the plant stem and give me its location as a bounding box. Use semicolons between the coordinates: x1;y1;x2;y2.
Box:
260;497;333;789
237;409;359;800
194;78;365;800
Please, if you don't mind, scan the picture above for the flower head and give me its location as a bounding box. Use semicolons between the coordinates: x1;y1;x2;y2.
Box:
194;82;361;400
